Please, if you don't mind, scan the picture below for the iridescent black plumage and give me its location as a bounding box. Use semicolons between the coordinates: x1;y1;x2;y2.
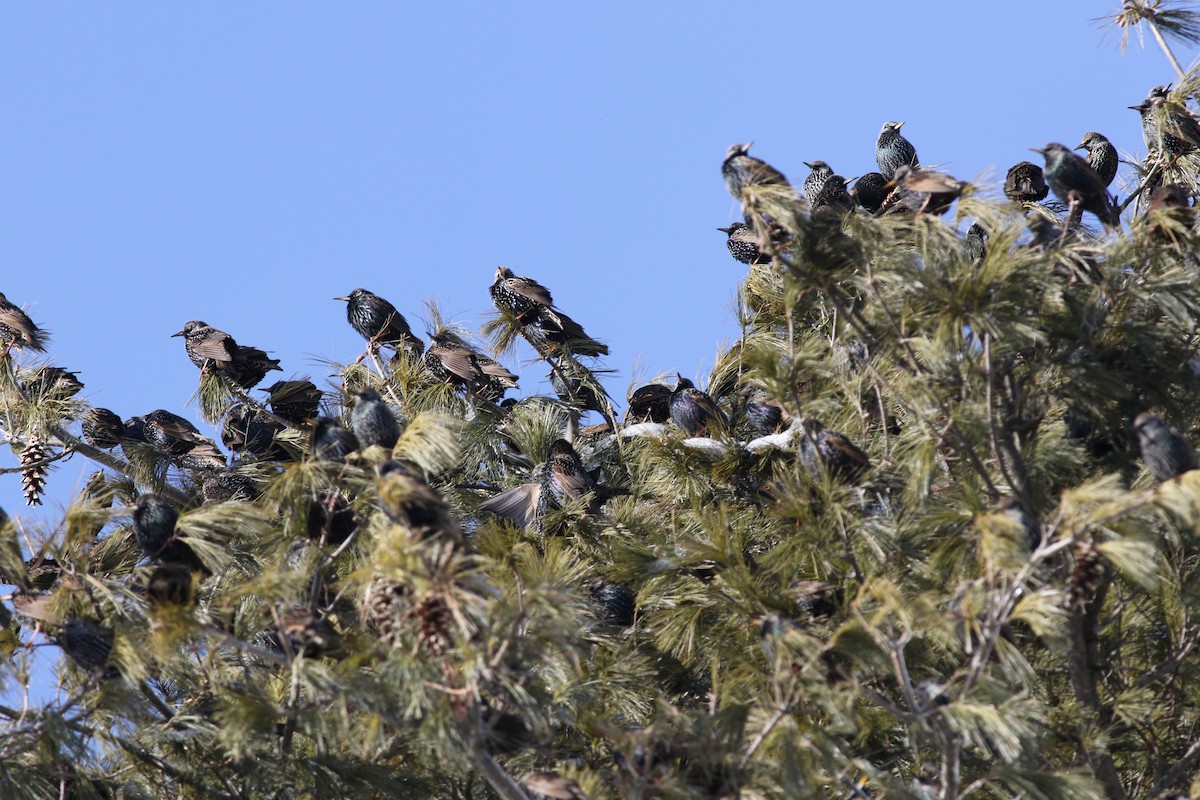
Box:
129;409;221;463
351;388;401;450
259;379;323;426
722;142;789;200
541;439;604;514
717;222;771;265
802;161;836;205
132;493;201;568
0;291;48;353
627;383;672;423
335;288;424;356
669;376;728;437
221;404;288;460
81;408;125;449
376;460;463;543
58;619;114;673
1003;161;1049;204
425;332;519;400
311;417;359;463
307;491;358;544
22;367;83;399
224;345;282;389
147;564;194;607
796;419;870;483
201;468;262;504
1076;131;1118;188
1133;412;1197;481
172;320;279;388
744;393;786;436
1033;143;1118;231
810;173;854;216
964;222;989;267
875;121;919;180
852;172;889;214
491;267;607;356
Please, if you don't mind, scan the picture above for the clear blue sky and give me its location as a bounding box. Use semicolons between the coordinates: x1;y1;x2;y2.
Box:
0;0;1189;515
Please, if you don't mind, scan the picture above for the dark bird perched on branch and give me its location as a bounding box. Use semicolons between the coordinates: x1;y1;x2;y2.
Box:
21;367;83;400
589;578;636;627
351;388;401;450
549;357;609;415
490;267;608;356
1142;183;1193;240
425;331;519;400
875;121;919;180
717;222;771;265
1003;162;1049;204
1076;131;1119;188
744;392;788;436
965;222;989;267
627;382;672;423
126;410;224;468
172;321;281;389
539;439;611;519
376;460;463;544
221;404;288;460
307;490;358;544
57;619;114;674
311;417;359;463
796;419;871;483
669;375;728;437
132;493;203;569
335;288;424;356
722;142;790;199
1131;89;1200;157
259;379;323;426
1133;412;1197;481
81;408;125;450
0;291;48;355
1032;143;1119;232
802;161;836;205
851;172;889;214
883;165;964;216
810;172;854;217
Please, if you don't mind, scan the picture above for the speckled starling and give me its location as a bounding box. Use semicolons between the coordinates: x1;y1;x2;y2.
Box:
491;267;608;356
351;388;401;450
1076;131;1118;188
221;404;288;460
307;490;358;544
1033;143;1119;231
489;266;556;323
802;161;836;205
875;121;919;180
311;417;359;462
127;409;215;459
722;142;790;200
1133;412;1197;481
796;419;870;482
627;382;672;423
717;222;770;265
0;292;48;354
810;172;854;216
81;408;125;449
964;222;989;266
852;172;889;214
588;578;635;627
425;331;519;400
549;358;608;414
224;344;282;389
22;367;83;399
669;376;728;437
745;392;786;436
259;379;323;426
524;305;609;356
1131;92;1200;156
335;288;424;356
172;320;280;389
541;439;604;515
58;618;113;673
132;493;202;568
376;460;463;543
201;467;262;503
885;165;964;216
1003;161;1049;204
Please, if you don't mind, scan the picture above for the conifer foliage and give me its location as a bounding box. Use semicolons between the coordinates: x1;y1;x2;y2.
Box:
4;5;1200;798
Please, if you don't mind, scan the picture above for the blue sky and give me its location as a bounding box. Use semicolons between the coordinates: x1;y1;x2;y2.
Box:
0;0;1191;518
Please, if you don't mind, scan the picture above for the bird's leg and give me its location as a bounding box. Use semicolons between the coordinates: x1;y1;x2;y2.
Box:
0;340;14;360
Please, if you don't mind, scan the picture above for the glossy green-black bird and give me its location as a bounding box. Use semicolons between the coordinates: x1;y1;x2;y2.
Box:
0;291;48;355
1032;143;1119;231
669;375;728;437
875;121;919;180
376;460;463;544
722;141;790;200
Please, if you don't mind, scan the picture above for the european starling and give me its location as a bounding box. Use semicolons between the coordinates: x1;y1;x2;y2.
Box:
311;417;359;463
1131;91;1200;156
489;266;556;323
268;608;338;658
81;408;125;450
964;222;989;266
669;375;728;437
491;267;608;356
1133;412;1197;481
335;288;424;356
425;331;519;400
376;460;463;543
477;466;545;529
221;404;288;460
589;578;636;627
58;618;114;673
627;383;672;423
745;392;786;436
172;320;280;389
1033;143;1119;231
722;141;790;200
259;379;323;426
201;467;262;503
1076;131;1119;188
852;172;889;214
540;439;604;515
802;161;836;205
885;165;964;216
1143;183;1193;239
796;419;870;482
809;173;854;216
21;367;83;399
0;292;48;354
146;564;194;607
1003;161;1050;204
129;409;219;460
351;388;401;450
132;493;201;568
549;359;608;414
307;490;358;544
875;121;919;180
224;344;282;389
717;222;771;265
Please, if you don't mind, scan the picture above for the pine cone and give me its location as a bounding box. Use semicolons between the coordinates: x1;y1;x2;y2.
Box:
1068;540;1104;610
362;576;411;649
412;593;453;655
20;435;49;507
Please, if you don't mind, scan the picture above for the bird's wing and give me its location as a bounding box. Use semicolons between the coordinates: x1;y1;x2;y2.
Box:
431;346;479;381
0;307;43;349
190;332;238;363
478;483;541;528
504;276;554;307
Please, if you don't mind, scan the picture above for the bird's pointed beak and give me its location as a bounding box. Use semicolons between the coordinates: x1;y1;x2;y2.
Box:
717;226;733;233
895;121;906;129
802;161;814;169
334;296;350;302
1074;143;1085;151
844;175;859;186
743;139;754;150
1128;105;1142;111
170;329;186;338
1030;147;1046;155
